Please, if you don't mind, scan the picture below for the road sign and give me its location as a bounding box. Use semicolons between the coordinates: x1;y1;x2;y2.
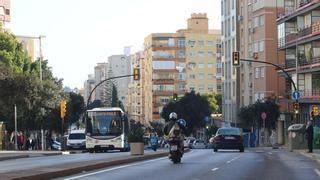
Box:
292;91;300;100
261;112;267;121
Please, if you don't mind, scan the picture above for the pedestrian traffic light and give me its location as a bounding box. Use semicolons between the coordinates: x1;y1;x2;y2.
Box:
60;100;67;119
232;51;240;66
173;93;178;101
293;102;299;114
133;68;140;80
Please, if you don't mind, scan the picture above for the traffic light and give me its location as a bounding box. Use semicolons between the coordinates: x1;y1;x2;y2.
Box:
133;68;140;80
293;102;299;114
173;93;178;101
312;105;319;117
232;51;240;66
60;100;67;119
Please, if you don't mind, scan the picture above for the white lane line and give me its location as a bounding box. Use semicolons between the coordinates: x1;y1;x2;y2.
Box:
211;168;219;171
226;155;241;164
64;157;168;180
314;169;320;177
268;152;272;155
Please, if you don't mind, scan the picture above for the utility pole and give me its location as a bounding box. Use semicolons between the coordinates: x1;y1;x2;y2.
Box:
14;104;17;150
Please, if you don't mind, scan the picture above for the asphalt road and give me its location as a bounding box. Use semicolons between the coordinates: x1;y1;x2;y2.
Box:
60;148;320;180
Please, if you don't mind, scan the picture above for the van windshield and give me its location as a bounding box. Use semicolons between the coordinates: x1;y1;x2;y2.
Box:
69;133;85;140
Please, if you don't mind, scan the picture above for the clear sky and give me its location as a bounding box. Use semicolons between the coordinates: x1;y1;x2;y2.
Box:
10;0;221;89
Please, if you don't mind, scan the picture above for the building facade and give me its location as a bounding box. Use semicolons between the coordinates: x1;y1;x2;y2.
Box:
108;55;131;107
221;0;239;125
277;0;320;123
0;0;10;29
83;74;96;104
94;63;108;102
143;13;221;123
126;51;145;124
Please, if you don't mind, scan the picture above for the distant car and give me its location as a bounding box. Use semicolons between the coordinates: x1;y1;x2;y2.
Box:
213;127;244;152
187;138;196;148
191;139;206;149
51;140;61;151
67;129;86;150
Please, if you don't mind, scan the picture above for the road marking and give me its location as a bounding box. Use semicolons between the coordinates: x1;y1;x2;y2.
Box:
211;168;219;171
64;157;168;180
268;152;272;155
314;169;320;177
226;155;241;164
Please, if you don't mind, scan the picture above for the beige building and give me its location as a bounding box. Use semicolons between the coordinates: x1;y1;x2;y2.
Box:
143;13;221;123
0;0;10;29
126;51;145;124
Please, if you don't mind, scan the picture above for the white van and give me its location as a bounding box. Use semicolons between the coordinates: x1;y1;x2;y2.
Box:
67;129;86;150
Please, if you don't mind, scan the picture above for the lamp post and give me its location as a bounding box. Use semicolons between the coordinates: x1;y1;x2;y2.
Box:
16;35;46;150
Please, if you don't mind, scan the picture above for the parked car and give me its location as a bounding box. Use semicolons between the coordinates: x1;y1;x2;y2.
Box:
191;139;206;149
212;127;244;152
67;129;86;150
51;140;61;151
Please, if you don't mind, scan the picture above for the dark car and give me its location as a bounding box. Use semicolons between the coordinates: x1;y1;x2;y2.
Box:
212;127;244;152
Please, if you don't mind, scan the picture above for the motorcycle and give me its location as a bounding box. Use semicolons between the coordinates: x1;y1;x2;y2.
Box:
168;119;186;164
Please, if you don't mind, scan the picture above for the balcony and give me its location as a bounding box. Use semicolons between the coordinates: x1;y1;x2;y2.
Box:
277;0;320;23
282;57;320;71
281;22;320;48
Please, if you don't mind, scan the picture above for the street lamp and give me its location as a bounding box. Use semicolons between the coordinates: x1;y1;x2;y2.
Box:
16;35;46;150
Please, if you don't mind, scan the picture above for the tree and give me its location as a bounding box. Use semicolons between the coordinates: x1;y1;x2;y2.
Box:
65;92;85;128
149;121;164;137
238;98;280;132
203;92;222;114
161;91;212;135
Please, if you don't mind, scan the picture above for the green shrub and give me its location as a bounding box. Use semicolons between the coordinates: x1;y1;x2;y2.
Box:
128;126;144;143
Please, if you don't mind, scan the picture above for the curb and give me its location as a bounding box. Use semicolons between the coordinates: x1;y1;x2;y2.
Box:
299;151;320;164
0;155;29;161
8;152;169;180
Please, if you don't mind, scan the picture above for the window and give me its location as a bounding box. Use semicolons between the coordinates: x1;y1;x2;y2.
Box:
208;63;213;68
179;73;186;80
260;15;265;26
168;38;175;47
188;51;195;57
199;85;205;92
208;84;214;92
255;68;260;78
188;62;196;69
232;16;235;31
198;51;205;57
189;85;195;91
261;67;265;78
189;74;196;79
179;84;185;91
259;41;264;52
208;51;214;57
198;40;204;46
178;51;185;58
216;63;222;68
198;73;205;79
188;40;195;47
208;74;214;80
207;41;213;47
178;39;185;48
198;63;205;68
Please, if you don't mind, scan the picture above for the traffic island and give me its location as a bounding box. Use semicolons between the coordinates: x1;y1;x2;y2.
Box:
4;151;170;180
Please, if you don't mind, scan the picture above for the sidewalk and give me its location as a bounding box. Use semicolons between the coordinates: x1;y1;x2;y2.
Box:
0;150;62;161
296;149;320;164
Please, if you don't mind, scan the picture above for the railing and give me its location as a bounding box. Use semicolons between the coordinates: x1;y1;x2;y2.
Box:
282;57;320;69
282;21;320;47
299;89;320;97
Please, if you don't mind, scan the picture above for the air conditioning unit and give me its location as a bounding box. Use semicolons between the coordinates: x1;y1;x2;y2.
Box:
249;27;255;33
238;15;243;21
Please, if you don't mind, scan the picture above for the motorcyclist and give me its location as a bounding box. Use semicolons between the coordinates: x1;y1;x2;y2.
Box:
164;112;186;152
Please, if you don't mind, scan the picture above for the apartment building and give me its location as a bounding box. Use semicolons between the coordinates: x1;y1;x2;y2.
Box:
108;55;131;108
277;0;320;123
143;13;221;123
83;74;96;104
126;51;145;124
0;0;10;29
221;0;239;125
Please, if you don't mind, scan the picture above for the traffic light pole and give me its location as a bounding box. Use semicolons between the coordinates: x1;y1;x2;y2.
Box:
239;58;297;93
86;74;135;108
